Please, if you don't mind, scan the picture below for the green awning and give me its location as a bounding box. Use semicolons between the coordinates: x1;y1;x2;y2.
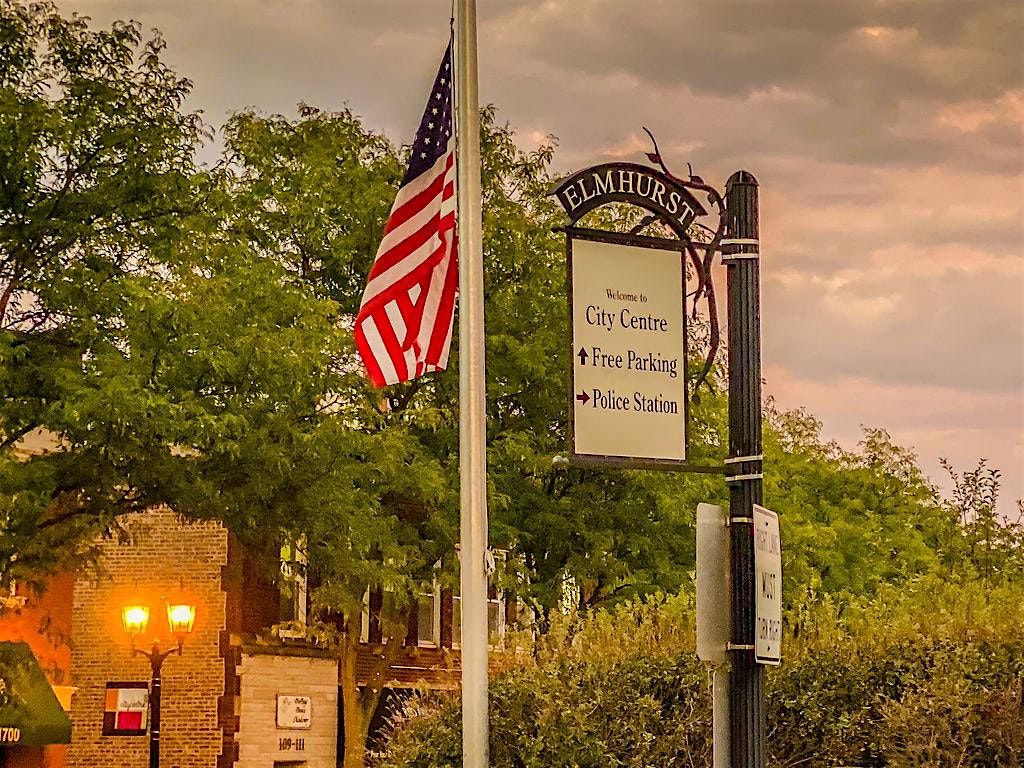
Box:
0;642;72;747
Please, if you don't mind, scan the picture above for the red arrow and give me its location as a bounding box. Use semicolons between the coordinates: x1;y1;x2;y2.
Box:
576;391;590;405
577;347;588;365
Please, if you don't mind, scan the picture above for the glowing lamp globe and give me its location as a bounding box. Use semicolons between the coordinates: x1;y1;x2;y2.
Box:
166;602;196;640
122;605;150;637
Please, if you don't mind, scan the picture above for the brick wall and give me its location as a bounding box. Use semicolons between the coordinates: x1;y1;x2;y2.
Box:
235;650;338;768
66;508;228;768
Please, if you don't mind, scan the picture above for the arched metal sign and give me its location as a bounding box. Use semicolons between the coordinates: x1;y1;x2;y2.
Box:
551;162;708;239
550;158;723;474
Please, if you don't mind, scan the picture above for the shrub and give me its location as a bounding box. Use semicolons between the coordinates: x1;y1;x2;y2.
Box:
375;580;1024;768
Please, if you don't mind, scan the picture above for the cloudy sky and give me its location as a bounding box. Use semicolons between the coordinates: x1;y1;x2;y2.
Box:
56;0;1024;511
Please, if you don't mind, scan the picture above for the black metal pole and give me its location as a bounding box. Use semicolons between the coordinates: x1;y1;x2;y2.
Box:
724;170;764;768
148;645;165;768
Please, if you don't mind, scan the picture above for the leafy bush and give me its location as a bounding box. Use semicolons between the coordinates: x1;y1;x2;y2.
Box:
375;580;1024;768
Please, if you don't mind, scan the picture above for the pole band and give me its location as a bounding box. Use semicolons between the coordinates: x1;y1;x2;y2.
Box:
720;238;759;246
727;643;756;651
728;516;754;525
722;252;759;262
724;454;763;464
725;472;763;483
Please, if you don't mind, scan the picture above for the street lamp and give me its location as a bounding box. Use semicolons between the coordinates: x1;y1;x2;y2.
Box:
165;602;196;648
121;595;196;768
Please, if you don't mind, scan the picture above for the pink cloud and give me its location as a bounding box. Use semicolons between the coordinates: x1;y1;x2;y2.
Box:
763;364;1024;512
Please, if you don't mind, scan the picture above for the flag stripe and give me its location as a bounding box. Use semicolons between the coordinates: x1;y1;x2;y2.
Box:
357;316;399;385
361;150;456;309
355;42;457;388
380;152;455;240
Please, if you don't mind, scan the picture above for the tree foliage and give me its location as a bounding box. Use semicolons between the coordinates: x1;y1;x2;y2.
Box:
1;0;208;575
764;403;959;599
941;457;1024;582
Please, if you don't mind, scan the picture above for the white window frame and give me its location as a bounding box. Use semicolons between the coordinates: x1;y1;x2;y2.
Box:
359;584;441;647
453;549;507;649
359;588;371;643
279;537;308;628
415;581;441;648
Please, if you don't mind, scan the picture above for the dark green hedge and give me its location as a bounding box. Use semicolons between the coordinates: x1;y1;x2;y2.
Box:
375;579;1024;768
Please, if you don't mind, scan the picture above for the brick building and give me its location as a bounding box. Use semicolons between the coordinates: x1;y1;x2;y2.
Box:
2;507;504;768
0;574;74;768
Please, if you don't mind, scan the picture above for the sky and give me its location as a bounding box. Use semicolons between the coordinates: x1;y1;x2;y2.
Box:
54;0;1024;512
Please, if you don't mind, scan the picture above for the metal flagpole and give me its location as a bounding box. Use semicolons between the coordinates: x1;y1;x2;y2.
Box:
454;1;489;766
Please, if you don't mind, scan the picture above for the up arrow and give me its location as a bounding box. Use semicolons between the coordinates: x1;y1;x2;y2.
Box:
577;347;588;365
576;391;590;405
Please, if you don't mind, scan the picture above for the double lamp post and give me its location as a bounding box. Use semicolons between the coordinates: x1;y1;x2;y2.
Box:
121;596;196;768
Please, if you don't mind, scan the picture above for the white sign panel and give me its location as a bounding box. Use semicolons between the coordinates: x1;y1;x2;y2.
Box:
571;238;685;460
696;503;730;665
276;694;312;729
753;504;782;665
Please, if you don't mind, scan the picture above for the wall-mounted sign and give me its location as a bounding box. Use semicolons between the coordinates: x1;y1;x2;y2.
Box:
103;682;148;736
753;505;782;665
276;694;312;730
569;233;686;462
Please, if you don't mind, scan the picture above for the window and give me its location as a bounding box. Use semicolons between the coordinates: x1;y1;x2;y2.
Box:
0;578;26;610
451;590;506;648
452;549;507;648
416;587;440;647
279;538;307;629
487;589;505;644
451;595;461;648
361;586;440;647
358;551;511;650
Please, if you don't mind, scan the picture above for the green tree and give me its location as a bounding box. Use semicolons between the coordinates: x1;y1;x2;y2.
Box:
420;111;723;622
221;103;722;763
223;104;455;768
763;403;957;599
0;11;451;763
223;103;402;306
0;0;207;575
940;457;1024;582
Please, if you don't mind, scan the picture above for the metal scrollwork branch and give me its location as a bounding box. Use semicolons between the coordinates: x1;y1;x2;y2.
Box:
642;127;725;402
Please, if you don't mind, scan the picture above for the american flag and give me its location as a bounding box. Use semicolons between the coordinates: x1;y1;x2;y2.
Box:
355;42;457;387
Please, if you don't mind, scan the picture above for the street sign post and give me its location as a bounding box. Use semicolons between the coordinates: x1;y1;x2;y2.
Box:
724;171;768;766
552;158;772;768
753;504;782;665
697;502;731;768
570;235;686;462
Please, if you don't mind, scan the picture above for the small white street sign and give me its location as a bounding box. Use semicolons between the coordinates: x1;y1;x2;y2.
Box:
570;238;685;461
276;694;312;729
753;504;782;665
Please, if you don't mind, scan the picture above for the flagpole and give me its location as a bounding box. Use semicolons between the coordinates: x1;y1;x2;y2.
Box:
454;1;489;766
